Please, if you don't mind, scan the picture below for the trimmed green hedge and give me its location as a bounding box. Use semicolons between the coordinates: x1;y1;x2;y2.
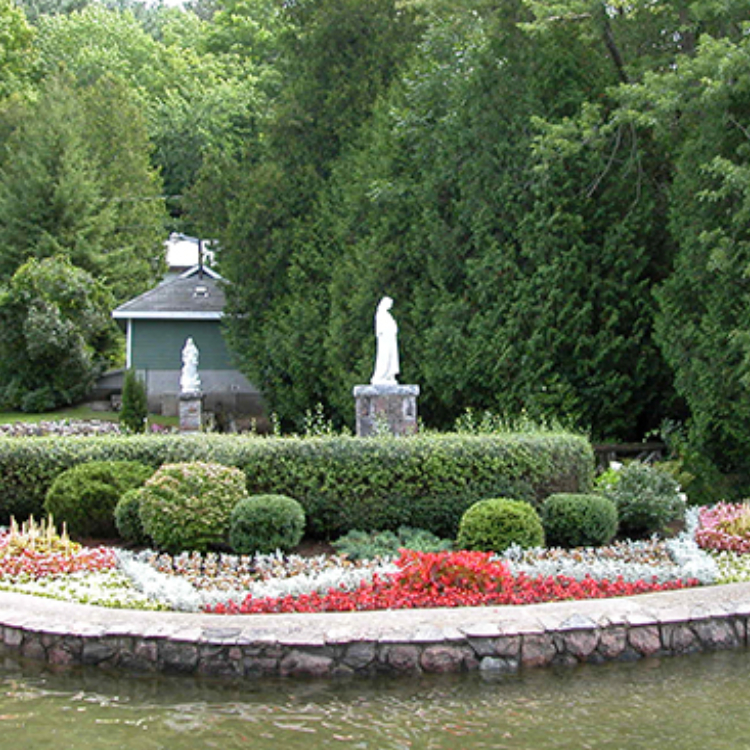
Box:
44;460;153;538
0;432;593;539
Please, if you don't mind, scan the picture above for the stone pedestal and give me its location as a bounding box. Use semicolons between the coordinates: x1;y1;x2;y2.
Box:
179;391;203;433
353;384;420;437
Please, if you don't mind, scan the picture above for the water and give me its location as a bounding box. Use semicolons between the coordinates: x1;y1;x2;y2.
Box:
1;650;749;750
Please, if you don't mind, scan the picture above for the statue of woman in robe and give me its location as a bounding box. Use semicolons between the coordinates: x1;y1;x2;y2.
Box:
180;337;201;393
370;296;399;385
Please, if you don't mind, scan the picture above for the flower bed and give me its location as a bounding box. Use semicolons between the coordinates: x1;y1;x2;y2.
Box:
691;502;750;585
0;506;736;614
0;545;116;579
0;524;164;609
695;502;750;554
207;549;696;615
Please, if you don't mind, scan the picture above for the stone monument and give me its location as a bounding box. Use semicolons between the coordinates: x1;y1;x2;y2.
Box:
179;337;203;433
353;296;419;437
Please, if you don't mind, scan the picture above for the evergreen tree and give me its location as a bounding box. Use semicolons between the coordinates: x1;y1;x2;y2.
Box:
0;74;113;282
120;368;148;433
0;73;166;301
319;1;678;438
220;0;422;427
645;33;750;478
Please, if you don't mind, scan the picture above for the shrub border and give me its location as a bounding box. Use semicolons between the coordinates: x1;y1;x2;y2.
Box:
0;432;593;539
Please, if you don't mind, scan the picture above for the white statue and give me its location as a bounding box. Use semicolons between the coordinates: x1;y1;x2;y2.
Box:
180;337;201;393
371;296;400;385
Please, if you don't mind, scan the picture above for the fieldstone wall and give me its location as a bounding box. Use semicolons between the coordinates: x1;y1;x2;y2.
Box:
2;584;750;679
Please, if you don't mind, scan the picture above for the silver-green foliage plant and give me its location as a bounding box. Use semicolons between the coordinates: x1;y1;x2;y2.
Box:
456;498;544;553
139;462;248;553
332;526;453;561
228;494;305;555
603;461;685;539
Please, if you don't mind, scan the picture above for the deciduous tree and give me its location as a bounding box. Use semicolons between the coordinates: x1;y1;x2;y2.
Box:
0;256;118;411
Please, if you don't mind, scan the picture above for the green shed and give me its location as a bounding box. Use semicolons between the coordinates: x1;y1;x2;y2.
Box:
112;266;263;421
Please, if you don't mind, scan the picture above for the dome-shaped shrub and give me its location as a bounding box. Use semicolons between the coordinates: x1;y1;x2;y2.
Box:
456;497;544;552
138;462;248;553
44;460;154;538
541;493;618;548
114;488;150;545
229;494;305;555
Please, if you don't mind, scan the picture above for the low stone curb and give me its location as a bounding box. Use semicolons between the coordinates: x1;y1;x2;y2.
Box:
2;583;750;678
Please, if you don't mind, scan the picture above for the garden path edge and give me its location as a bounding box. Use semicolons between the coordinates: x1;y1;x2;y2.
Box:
3;583;750;678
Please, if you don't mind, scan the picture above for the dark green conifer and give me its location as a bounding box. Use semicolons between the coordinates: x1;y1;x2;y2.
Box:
120;369;148;434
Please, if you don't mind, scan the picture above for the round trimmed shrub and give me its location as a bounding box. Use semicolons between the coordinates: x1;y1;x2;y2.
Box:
114;488;150;545
229;494;305;555
541;493;618;548
138;462;248;553
603;461;685;539
456;497;544;552
44;460;154;537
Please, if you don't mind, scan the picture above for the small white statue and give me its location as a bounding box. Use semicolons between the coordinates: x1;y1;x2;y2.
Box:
371;296;400;385
180;337;201;393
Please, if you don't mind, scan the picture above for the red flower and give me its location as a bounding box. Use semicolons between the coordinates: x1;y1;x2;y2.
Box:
204;550;698;615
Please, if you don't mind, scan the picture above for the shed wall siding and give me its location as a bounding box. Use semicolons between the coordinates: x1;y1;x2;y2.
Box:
131;320;234;370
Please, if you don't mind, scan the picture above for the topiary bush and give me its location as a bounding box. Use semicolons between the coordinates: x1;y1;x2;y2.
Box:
229;494;305;555
114;488;150;546
139;462;248;553
456;498;545;553
540;493;618;548
44;460;154;538
602;461;686;539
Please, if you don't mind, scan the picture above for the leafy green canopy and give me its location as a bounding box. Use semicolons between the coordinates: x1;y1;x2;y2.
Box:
0;0;35;98
215;0;750;457
641;34;750;478
0;73;166;301
5;0;750;483
0;255;119;412
33;3;270;226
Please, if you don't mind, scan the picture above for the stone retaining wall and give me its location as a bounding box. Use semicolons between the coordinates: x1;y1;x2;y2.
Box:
2;583;750;678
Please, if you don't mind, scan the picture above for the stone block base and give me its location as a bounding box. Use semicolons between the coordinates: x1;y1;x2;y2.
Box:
353;384;420;437
179;392;203;433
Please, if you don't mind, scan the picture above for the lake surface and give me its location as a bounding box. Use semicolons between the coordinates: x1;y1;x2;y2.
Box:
1;649;749;750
